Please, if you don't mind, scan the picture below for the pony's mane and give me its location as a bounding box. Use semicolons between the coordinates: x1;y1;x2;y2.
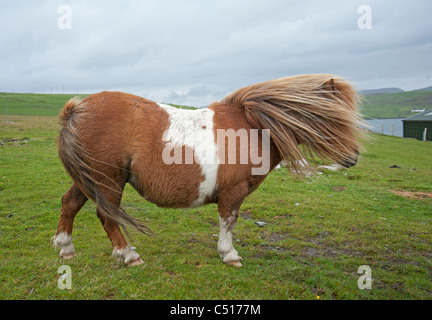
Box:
219;74;364;174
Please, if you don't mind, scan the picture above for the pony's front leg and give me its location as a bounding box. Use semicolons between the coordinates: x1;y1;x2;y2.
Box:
217;184;248;267
218;210;242;267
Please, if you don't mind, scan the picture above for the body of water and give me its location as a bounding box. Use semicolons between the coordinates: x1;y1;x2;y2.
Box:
364;118;404;137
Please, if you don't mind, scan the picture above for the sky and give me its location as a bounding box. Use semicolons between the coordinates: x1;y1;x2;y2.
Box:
1;0;431;107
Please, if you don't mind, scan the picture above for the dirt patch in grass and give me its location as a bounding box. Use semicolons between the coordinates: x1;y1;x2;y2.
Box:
0;138;29;146
240;210;254;220
390;189;432;199
302;246;339;258
299;242;364;259
333;186;346;192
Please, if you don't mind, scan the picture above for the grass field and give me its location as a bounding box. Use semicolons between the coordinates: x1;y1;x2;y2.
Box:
0;93;88;117
2;90;432;119
0;101;431;300
0;92;195;117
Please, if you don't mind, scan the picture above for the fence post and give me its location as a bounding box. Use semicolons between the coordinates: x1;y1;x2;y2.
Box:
382;124;384;135
392;124;395;136
422;128;427;141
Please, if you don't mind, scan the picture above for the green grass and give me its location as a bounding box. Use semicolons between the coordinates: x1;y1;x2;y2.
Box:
1;114;431;300
0;93;89;117
0;93;196;117
2;90;431;119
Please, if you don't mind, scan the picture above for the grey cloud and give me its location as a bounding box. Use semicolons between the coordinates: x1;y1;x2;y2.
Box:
1;0;431;106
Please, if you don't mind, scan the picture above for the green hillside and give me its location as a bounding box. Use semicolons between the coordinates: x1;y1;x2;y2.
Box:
1;90;432;119
0;93;197;116
0;93;88;117
361;90;432;119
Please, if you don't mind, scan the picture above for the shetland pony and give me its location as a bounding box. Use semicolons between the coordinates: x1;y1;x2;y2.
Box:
52;74;362;267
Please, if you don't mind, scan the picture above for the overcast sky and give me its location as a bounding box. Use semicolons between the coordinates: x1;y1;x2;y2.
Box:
1;0;431;107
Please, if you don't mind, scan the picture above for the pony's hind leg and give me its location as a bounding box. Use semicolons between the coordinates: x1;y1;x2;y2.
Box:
95;178;143;267
52;183;88;259
97;209;143;266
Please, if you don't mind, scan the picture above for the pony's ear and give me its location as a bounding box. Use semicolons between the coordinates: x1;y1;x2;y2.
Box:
321;78;335;92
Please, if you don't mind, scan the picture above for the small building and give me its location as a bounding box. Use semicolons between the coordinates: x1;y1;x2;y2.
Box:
411;107;426;113
402;108;432;141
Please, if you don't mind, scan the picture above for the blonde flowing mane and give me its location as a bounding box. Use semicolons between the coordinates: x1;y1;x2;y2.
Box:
220;74;364;174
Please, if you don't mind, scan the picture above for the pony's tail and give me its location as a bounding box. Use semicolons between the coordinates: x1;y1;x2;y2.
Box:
58;98;150;236
220;74;364;174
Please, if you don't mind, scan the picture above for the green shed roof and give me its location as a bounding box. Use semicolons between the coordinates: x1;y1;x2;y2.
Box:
402;108;432;122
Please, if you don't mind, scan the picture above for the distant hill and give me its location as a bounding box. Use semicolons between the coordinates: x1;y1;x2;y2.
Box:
0;92;88;117
361;85;432;96
2;87;432;119
0;92;195;116
160;102;197;110
361;89;432;119
411;86;432;92
361;87;404;95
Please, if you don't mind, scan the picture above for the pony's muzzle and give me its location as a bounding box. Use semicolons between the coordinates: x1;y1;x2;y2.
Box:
341;150;360;168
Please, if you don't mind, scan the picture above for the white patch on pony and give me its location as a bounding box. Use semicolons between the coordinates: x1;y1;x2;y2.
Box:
158;103;218;207
218;213;242;265
51;232;75;259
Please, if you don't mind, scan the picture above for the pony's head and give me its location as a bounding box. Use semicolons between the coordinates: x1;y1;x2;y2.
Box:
221;74;364;174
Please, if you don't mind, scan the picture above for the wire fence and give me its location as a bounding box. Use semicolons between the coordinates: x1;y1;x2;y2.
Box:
364;119;403;137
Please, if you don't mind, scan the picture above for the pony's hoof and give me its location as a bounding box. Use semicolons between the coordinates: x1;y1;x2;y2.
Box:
127;258;144;267
113;246;142;266
226;260;243;267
